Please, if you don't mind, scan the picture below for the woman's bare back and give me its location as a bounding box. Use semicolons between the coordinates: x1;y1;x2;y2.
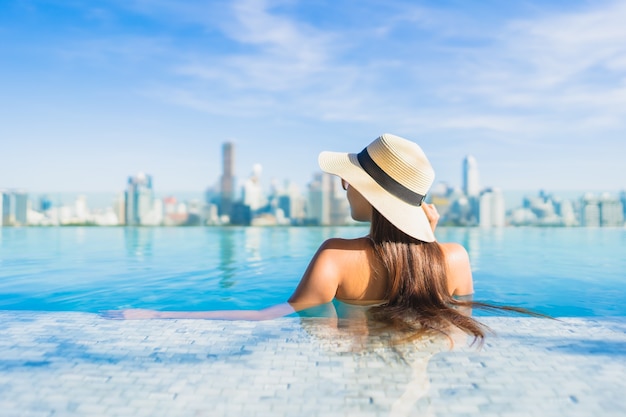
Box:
289;237;473;309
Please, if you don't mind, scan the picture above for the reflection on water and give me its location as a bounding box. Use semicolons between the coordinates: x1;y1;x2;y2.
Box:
462;227;481;271
124;227;154;260
244;227;262;262
297;301;466;416
218;228;237;289
74;227;86;244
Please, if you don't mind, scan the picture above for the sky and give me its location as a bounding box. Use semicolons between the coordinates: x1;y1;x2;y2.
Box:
1;0;626;197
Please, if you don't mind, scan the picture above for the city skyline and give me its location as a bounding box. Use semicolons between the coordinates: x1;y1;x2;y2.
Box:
3;145;623;229
2;1;626;193
3;143;623;213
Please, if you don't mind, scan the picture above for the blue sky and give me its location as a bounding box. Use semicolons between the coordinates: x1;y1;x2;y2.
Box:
1;0;625;195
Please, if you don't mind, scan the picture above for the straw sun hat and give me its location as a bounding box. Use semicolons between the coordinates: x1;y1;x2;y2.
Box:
318;133;436;242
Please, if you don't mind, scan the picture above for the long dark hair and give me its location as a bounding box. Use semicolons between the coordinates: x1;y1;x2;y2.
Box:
367;208;542;345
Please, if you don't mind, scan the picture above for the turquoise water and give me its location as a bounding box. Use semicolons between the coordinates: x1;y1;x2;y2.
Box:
0;227;625;316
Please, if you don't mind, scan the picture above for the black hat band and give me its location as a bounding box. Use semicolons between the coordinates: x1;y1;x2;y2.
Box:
357;148;425;207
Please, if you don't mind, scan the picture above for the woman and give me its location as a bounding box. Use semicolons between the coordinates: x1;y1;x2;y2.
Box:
112;134;487;342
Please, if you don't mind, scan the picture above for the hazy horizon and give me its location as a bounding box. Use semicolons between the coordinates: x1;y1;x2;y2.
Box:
23;188;623;213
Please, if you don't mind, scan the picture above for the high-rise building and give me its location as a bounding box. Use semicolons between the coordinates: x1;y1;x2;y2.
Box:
462;155;480;198
39;195;52;212
461;155;480;224
125;172;154;226
13;191;28;225
220;142;235;218
599;193;624;227
330;177;350;225
307;172;333;225
277;195;291;219
242;163;266;212
557;199;577;226
284;181;306;222
0;190;28;226
307;174;350;226
580;194;600;227
479;188;505;227
0;191;8;226
75;195;88;223
114;192;126;225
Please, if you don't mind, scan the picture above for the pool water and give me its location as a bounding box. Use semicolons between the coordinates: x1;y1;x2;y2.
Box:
1;226;625;316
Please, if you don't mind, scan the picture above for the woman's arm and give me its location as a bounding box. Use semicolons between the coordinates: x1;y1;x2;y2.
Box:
109;303;297;320
105;239;343;320
288;239;343;305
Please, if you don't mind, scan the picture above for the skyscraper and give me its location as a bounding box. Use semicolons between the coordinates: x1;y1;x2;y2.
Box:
0;191;8;226
462;155;480;224
242;163;266;212
307;172;333;225
580;193;600;227
220;142;235;218
0;190;27;226
125;172;154;226
462;155;480;197
479;187;505;227
599;193;624;227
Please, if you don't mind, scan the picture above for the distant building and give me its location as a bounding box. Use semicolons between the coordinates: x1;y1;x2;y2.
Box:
125;172;154;226
75;195;88;223
580;194;600;227
461;156;480;224
39;195;52;212
186;199;204;226
521;192;561;226
599;193;624;227
204;203;220;225
284;181;306;222
277;195;291;219
0;190;28;226
220;142;236;219
0;191;8;226
307;173;332;225
556;199;578;227
162;196;187;226
462;155;480;198
306;173;349;226
114;192;126;225
446;196;472;226
242;164;266;212
329;176;350;225
230;202;252;226
479;188;505;227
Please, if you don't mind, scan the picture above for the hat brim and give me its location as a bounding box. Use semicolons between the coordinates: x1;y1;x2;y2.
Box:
318;151;435;243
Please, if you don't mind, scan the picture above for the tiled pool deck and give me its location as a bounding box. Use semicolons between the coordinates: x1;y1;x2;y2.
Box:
1;312;625;417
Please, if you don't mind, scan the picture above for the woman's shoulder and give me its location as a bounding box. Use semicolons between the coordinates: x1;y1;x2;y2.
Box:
438;241;469;261
438;242;473;296
313;237;373;278
319;236;372;251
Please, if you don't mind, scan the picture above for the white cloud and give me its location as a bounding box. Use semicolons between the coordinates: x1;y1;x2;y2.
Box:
172;0;338;93
98;0;626;140
457;1;626;119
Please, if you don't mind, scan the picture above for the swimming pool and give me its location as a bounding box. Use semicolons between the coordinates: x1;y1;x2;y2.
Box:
1;226;625;316
2;226;626;417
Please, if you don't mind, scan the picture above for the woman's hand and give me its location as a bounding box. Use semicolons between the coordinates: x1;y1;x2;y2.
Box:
422;203;440;232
